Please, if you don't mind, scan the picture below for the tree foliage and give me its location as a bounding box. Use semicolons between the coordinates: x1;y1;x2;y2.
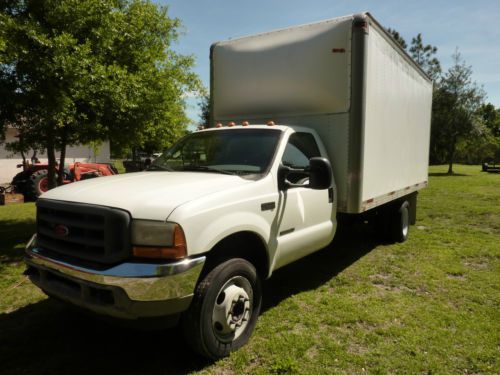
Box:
478;103;500;137
386;28;407;50
0;0;201;187
409;34;441;81
386;27;441;81
431;49;486;173
198;94;211;128
454;103;500;164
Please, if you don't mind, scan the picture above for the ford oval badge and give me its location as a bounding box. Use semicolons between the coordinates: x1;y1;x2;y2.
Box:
54;224;69;237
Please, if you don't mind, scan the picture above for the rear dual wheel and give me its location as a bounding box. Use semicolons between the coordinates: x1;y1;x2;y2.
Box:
375;200;410;243
388;200;410;242
182;258;262;359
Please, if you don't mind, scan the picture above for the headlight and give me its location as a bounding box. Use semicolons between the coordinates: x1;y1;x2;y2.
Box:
131;220;187;260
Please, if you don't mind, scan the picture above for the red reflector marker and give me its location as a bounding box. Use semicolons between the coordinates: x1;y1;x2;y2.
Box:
354;21;368;29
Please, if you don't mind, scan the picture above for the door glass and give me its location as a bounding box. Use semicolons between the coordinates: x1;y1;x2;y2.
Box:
282;133;321;183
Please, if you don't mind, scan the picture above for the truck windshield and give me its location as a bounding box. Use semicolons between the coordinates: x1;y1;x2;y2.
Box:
150;128;282;177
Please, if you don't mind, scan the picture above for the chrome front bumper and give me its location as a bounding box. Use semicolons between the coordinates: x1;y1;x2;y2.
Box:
24;235;205;319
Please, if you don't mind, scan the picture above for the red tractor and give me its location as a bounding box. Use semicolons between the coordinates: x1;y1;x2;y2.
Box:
11;162;118;201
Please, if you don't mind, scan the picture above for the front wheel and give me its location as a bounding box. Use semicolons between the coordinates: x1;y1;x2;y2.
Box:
181;258;262;359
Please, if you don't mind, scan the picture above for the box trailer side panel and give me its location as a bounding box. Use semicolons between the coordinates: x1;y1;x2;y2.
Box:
212;15;353;120
360;22;432;210
211;13;433;214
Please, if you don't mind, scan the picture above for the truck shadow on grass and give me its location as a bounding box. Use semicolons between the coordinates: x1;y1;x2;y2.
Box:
0;299;210;375
0;223;378;375
0;218;36;265
262;222;379;312
428;172;468;177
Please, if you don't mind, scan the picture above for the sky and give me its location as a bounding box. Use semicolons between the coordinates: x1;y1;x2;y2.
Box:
157;0;500;125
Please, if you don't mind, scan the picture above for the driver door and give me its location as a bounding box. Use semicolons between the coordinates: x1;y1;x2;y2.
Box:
274;132;335;269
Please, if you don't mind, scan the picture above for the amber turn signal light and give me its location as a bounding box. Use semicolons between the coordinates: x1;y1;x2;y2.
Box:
133;225;187;260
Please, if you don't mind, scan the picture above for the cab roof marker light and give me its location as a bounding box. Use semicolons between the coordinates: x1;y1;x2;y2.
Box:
267;121;275;126
228;121;236;127
242;121;249;126
215;122;223;128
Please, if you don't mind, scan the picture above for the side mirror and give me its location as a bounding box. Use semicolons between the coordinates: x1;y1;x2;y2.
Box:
308;157;332;190
277;164;290;191
278;157;332;191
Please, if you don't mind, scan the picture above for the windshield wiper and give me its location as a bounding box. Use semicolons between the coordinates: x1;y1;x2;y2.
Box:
181;166;236;175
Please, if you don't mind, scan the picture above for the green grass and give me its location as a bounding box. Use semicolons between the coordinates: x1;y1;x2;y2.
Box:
111;159;126;174
0;165;498;374
0;202;45;313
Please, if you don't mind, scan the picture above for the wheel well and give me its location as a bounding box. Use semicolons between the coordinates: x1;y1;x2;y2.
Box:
203;232;269;279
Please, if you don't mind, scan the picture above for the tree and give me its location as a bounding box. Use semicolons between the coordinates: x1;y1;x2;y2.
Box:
0;0;201;188
198;94;211;128
432;49;485;174
386;28;407;49
2;114;45;167
385;28;441;81
409;34;441;81
478;103;500;137
456;103;500;164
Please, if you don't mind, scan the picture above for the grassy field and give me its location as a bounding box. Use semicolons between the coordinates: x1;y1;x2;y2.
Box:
0;165;498;374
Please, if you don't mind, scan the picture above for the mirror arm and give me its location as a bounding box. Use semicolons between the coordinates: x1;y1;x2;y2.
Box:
283;166;308;173
279;164;310;190
284;181;309;189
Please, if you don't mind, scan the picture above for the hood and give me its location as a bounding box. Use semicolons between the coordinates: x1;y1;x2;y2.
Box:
40;172;251;220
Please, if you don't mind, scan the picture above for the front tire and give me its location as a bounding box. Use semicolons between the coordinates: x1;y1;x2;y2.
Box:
181;258;262;359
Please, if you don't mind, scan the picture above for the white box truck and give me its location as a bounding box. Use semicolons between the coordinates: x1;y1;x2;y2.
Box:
25;13;432;359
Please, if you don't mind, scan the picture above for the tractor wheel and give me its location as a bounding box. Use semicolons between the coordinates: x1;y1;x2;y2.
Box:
26;170;50;200
11;170;30;195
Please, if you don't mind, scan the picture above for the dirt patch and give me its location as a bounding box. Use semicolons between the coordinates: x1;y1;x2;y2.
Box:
464;258;490;270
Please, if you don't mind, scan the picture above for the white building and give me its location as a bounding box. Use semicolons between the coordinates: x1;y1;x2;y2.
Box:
0;127;111;184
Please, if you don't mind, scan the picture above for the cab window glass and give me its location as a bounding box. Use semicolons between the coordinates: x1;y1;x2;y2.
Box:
282;133;321;168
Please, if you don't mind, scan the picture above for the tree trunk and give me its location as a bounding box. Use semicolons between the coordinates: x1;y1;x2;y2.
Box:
46;129;58;190
57;129;67;186
447;135;456;175
20;149;27;170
